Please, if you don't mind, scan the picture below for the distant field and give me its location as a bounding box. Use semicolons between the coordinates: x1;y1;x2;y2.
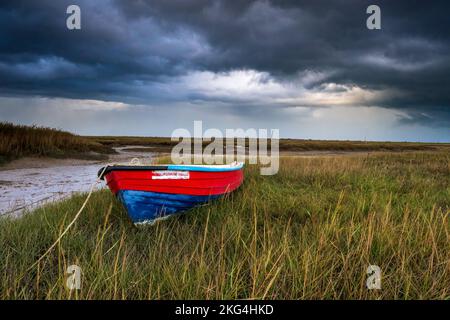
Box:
0;122;114;164
87;135;449;153
1;151;448;299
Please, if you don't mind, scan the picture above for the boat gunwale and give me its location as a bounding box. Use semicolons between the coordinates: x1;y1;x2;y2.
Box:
98;162;244;179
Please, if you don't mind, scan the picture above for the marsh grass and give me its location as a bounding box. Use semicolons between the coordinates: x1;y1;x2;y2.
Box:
0;152;449;299
0;122;113;163
88;135;445;153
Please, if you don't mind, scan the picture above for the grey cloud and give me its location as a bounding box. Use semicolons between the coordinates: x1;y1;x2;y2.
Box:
0;0;449;129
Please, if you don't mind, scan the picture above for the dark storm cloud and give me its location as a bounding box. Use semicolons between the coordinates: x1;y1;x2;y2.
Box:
0;0;449;125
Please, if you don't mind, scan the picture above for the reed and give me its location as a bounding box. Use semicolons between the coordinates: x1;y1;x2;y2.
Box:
0;122;113;164
0;151;449;299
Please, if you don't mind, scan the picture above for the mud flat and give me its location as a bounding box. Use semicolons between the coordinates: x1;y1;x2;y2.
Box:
0;146;156;217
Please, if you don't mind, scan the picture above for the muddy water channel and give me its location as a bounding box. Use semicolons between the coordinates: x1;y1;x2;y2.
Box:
0;146;156;217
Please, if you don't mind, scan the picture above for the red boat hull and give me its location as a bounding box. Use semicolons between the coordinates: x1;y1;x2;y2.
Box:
99;164;244;224
104;169;243;196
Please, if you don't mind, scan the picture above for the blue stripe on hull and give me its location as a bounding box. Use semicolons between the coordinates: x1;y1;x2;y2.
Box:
167;163;243;172
117;190;221;224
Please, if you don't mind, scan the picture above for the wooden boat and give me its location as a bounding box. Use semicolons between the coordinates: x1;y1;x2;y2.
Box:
98;162;244;224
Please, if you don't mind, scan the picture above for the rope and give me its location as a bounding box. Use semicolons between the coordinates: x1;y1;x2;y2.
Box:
24;165;111;274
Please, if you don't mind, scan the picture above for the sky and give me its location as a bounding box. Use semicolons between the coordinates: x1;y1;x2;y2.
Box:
0;0;449;142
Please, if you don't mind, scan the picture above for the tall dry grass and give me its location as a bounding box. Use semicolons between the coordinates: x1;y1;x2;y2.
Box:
0;151;449;299
0;122;113;163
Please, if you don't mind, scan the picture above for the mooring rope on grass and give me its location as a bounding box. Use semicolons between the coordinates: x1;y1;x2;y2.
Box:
22;156;148;277
24;164;111;275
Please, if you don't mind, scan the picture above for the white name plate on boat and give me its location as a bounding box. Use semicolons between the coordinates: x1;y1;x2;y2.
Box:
152;171;190;180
